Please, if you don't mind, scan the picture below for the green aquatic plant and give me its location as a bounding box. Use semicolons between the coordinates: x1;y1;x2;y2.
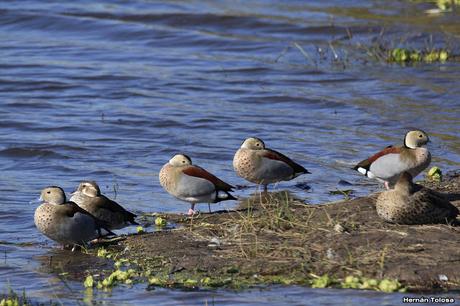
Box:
0;289;31;306
427;166;443;182
83;275;94;288
0;297;20;306
307;274;406;292
154;217;167;227
388;48;449;64
339;275;405;292
96;269;138;289
311;274;335;288
96;247;120;260
329;189;354;199
378;279;405;293
437;0;460;10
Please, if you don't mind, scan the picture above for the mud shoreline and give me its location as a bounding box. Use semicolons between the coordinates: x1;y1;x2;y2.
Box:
42;171;460;293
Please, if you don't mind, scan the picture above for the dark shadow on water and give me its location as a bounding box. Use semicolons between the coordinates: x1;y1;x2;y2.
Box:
34;248;112;280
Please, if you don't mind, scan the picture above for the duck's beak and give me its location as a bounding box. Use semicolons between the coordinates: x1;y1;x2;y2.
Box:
29;196;42;205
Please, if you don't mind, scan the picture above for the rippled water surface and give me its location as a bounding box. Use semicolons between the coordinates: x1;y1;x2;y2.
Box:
1;0;460;304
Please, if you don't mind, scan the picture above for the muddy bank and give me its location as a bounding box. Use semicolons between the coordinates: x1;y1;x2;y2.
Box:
48;172;460;292
124;171;460;291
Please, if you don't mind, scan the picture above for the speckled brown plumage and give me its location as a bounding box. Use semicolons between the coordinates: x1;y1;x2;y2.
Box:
34;186;113;247
233;137;309;187
376;172;458;224
159;163;179;195
233;148;260;184
159;154;236;214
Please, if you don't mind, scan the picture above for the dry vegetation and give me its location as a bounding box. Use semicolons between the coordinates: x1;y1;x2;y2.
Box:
38;172;460;293
105;171;460;292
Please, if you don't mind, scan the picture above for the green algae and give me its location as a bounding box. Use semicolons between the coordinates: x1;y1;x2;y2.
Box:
427;166;443;182
388;48;449;64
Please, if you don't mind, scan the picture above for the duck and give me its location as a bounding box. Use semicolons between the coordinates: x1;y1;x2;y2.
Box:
233;137;310;191
70;180;138;230
376;172;458;224
159;154;236;215
34;186;114;250
354;130;431;189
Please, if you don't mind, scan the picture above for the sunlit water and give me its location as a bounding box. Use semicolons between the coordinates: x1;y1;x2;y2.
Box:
0;0;459;304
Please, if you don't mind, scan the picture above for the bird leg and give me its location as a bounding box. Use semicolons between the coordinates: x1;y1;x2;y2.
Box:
384;181;390;190
263;184;268;192
208;203;211;214
188;203;196;216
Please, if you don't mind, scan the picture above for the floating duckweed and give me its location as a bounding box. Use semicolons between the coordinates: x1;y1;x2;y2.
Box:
307;274;406;292
391;48;408;62
155;217;167;227
201;277;212;285
97;248;108;258
359;278;379;290
0;289;34;306
136;226;145;234
0;298;19;306
0;299;18;306
91;267;139;290
311;275;334;288
427;166;442;182
388;48;449;63
378;279;404;292
439;50;448;61
337;275;405;292
429;0;460;11
114;258;130;268
342;275;361;289
148;277;163;286
184;279;198;287
84;275;94;288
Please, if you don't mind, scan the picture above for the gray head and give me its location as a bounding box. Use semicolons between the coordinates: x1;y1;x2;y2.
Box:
40;186;66;205
75;181;101;197
404;130;429;149
168;154;192;167
240;137;265;150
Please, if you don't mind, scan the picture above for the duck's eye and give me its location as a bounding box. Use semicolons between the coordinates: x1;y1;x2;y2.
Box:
419;134;423;138
47;191;51;194
256;143;260;146
182;160;186;163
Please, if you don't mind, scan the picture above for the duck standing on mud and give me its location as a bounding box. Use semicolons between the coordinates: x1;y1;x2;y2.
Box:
376;172;458;224
159;154;236;215
34;186;114;251
233;137;310;192
354;130;431;189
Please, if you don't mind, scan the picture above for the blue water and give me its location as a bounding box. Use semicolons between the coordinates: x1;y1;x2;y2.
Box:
1;0;460;304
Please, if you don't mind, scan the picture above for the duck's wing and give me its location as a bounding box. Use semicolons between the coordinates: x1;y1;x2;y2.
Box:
91;196;138;225
415;188;459;218
354;146;403;176
59;202;116;236
262;149;310;176
182;165;234;192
